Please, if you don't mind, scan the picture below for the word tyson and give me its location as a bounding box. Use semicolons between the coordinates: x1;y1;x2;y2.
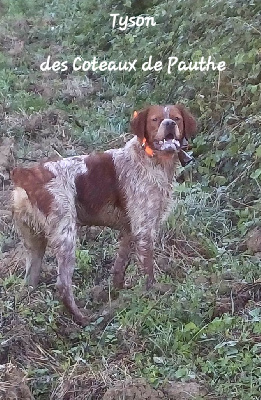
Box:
110;13;156;30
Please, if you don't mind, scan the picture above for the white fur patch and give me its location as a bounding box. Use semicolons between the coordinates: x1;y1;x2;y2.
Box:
13;187;28;209
44;156;88;245
164;106;170;119
13;187;49;234
45;156;87;177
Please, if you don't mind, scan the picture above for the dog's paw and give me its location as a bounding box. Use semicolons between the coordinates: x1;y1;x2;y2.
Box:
73;309;92;327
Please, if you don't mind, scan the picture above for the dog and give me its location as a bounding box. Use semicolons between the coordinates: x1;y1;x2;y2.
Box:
11;104;196;325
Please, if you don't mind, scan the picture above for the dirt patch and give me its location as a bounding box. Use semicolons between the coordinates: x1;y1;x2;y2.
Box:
26;73;100;105
52;377;164;400
51;376;205;400
213;281;261;317
88;284;110;304
51;373;106;400
0;363;34;400
163;381;204;399
246;227;261;256
0;138;14;234
103;379;164;400
8;39;24;56
156;228;215;282
103;379;204;400
0;137;14;181
3;109;69;140
0;189;13;235
0;244;24;278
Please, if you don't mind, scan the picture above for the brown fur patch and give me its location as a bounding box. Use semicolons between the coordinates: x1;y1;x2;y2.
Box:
75;153;124;215
11;165;55;216
175;104;197;138
131;104;197;144
131;108;149;141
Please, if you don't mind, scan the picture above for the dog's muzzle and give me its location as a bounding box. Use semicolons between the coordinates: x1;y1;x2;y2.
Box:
153;119;181;152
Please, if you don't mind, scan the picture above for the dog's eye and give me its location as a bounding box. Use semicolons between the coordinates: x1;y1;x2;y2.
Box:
152;117;158;121
174;117;180;121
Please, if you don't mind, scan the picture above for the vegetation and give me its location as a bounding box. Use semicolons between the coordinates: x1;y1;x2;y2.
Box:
0;0;261;398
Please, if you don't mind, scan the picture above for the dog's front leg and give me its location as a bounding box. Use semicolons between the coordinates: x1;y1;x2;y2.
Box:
135;235;156;289
112;231;133;289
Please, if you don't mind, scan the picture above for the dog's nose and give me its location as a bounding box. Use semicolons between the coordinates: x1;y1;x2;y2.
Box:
162;119;176;127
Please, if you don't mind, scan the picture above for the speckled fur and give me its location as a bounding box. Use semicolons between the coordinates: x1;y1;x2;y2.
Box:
12;104;196;325
109;136;179;237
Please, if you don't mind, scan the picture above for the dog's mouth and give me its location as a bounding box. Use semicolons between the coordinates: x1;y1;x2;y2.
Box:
153;133;181;152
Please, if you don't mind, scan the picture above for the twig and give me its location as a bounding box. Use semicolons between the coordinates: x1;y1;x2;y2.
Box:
216;69;221;105
51;145;63;158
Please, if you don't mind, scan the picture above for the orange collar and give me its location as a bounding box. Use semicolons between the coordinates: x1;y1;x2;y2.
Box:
141;138;154;157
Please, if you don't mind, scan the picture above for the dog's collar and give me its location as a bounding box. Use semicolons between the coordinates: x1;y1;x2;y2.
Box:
141;138;154;157
140;137;192;160
180;137;190;151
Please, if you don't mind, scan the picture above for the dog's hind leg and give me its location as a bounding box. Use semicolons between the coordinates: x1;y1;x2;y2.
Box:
13;186;47;288
17;221;47;289
49;220;88;325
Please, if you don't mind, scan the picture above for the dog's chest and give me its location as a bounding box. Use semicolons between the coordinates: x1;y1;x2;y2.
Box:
113;148;174;227
125;174;172;223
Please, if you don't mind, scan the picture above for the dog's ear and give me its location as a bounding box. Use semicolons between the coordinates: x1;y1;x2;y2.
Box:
131;108;149;140
175;104;197;138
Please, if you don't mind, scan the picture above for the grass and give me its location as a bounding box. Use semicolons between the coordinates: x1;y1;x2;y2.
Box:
1;0;261;399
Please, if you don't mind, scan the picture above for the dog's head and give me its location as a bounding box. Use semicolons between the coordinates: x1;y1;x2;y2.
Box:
131;104;196;155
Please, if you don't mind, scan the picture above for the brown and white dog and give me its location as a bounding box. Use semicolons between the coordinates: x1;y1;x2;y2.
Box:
11;104;196;325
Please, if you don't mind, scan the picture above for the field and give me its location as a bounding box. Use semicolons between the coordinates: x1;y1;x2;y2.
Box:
0;0;261;399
